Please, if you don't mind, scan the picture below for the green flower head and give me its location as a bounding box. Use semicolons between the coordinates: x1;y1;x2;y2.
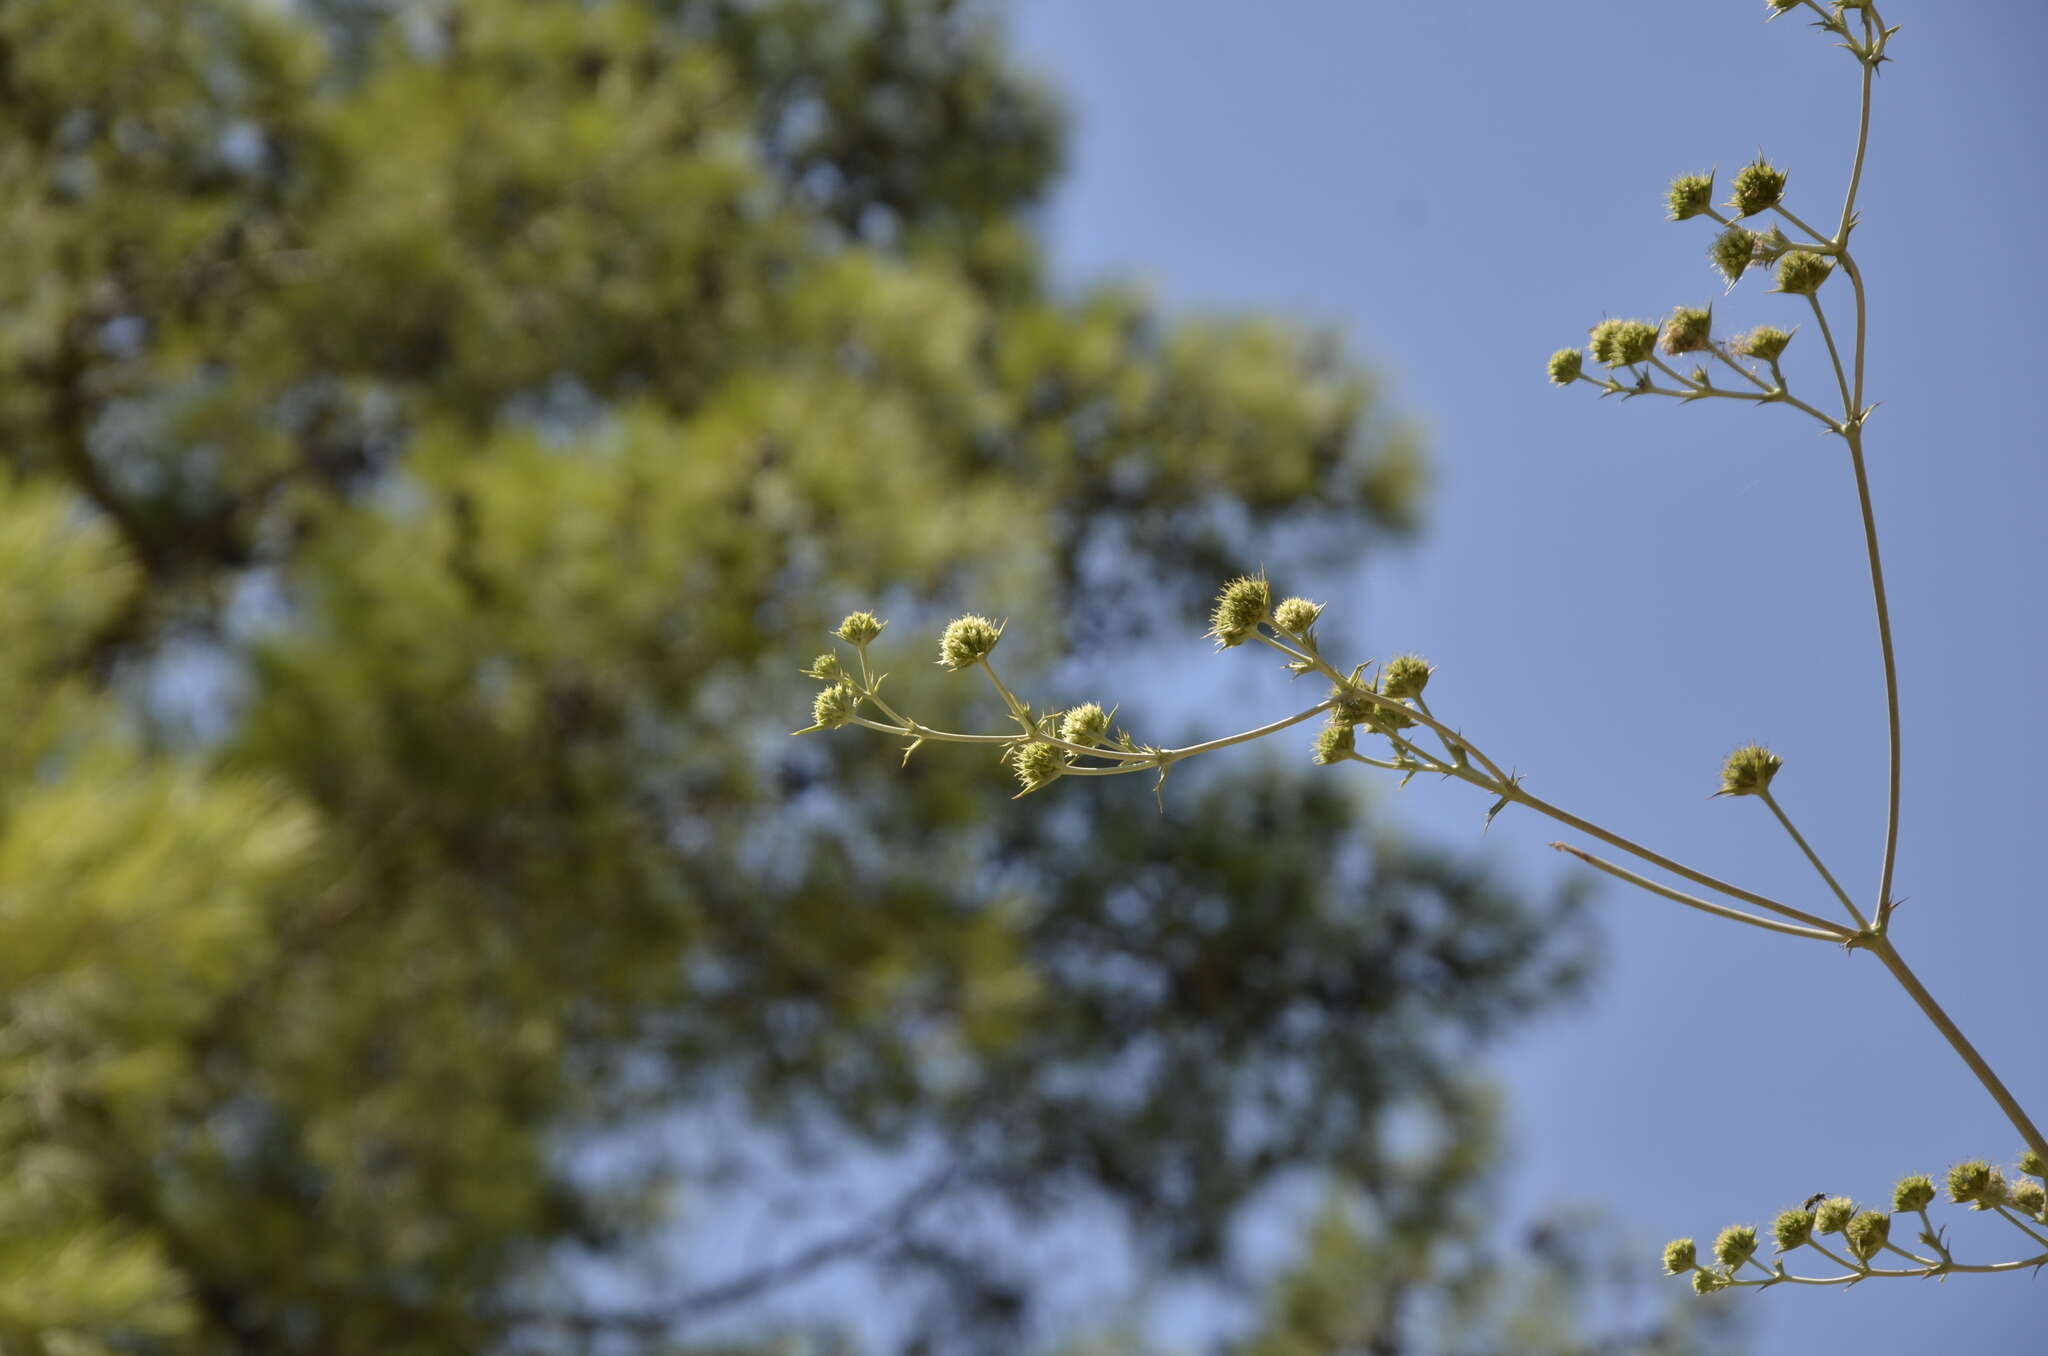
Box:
1547;347;1584;386
1772;251;1833;296
1662;1237;1697;1274
1273;596;1325;636
1009;739;1065;793
1312;720;1356;766
1589;318;1659;367
1814;1196;1856;1235
1728;159;1789;218
1716;744;1782;798
1667;171;1715;222
1947;1159;2008;1209
2011;1179;2046;1218
836;611;886;646
1712;1224;1758;1269
2021;1149;2046;1179
1660;306;1714;356
1381;654;1434;700
1690;1268;1729;1295
1731;325;1794;362
1844;1210;1889;1263
1770;1207;1814;1252
939;614;1003;670
1208;574;1272;648
804;652;844;682
1059;702;1111;748
1709;226;1760;288
1891;1174;1936;1213
809;681;860;731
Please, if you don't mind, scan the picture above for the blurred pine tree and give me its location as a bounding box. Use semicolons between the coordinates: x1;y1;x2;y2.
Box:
0;2;1690;1352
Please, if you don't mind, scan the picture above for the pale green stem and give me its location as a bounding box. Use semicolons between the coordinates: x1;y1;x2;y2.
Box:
1252;632;1512;784
1915;1206;1952;1263
1550;842;1850;943
1802;1238;1866;1275
1489;773;1844;934
1707;342;1774;393
1159;701;1334;762
1839;18;1877;241
855;701;1333;768
1248;633;1838;932
1340;749;1428;775
1993;1206;2048;1252
1806;293;1854;420
1839;273;1901;932
1584;369;1837;428
1864;933;2048;1168
1770;202;1834;247
1735;1252;2048;1286
1880;1240;1940;1269
1757;787;1869;930
976;657;1033;728
851;714;1009;745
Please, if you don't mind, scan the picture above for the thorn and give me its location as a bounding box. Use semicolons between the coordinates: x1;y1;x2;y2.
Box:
899;737;924;767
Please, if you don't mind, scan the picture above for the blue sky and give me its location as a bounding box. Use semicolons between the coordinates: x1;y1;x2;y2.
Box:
1005;2;2048;1349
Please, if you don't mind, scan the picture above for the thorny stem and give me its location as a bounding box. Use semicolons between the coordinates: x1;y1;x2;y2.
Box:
1770;201;1834;246
1549;843;1850;943
1757;788;1868;930
1806;293;1854;420
1993;1206;2048;1253
1831;13;1905;935
1865;934;2048;1168
1248;633;1847;936
1573;369;1837;430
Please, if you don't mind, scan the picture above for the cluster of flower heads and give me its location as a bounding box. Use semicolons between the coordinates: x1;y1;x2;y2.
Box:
1664;1151;2048;1292
798;576;1442;799
1544;154;1835;396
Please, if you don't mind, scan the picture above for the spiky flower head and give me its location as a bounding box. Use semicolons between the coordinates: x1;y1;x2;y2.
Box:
836;611;886;646
804;652;844;682
1690;1268;1728;1295
1364;692;1416;736
2021;1149;2046;1179
1728;159;1789;218
1814;1197;1856;1235
1844;1210;1889;1262
1712;1224;1758;1269
810;681;859;730
1771;1208;1814;1252
1731;325;1794;362
1059;702;1111;748
1329;681;1375;726
1208;574;1272;649
1947;1159;2008;1209
1009;739;1064;793
1312;720;1355;766
1546;348;1584;386
939;614;1003;670
1381;654;1434;700
1589;319;1658;367
1667;172;1715;221
1715;744;1782;797
2011;1179;2046;1218
1709;226;1760;288
1661;306;1714;356
1767;0;1802;15
1772;251;1833;296
1662;1238;1697;1274
1891;1175;1936;1212
1273;596;1325;636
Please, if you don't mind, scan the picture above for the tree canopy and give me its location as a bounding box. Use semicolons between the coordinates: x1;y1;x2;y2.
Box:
0;3;1662;1352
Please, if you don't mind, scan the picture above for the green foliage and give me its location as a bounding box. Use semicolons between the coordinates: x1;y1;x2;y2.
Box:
0;1;1590;1351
